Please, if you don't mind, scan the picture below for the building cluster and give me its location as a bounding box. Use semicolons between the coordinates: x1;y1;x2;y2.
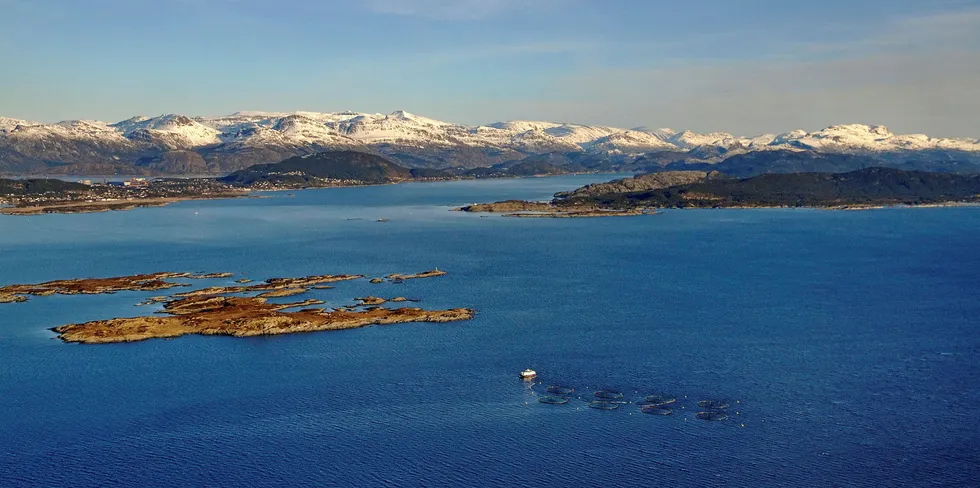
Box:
99;177;149;188
2;177;237;207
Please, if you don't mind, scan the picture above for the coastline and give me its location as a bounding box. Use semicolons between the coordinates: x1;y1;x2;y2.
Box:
0;172;621;216
676;201;980;211
5;171;978;216
457;198;980;217
0;194;246;215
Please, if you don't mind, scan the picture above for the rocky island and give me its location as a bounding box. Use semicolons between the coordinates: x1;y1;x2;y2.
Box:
1;269;472;343
53;295;473;344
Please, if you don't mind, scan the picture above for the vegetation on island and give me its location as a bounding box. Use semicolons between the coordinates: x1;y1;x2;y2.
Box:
6;148;980;216
0;178;89;195
218;150;417;186
556;167;980;209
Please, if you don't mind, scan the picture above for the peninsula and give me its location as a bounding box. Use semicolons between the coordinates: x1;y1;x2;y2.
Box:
458;168;980;213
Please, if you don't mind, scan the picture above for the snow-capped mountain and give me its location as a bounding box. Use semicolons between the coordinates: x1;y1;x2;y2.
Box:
585;130;678;153
111;114;222;148
1;110;978;175
771;124;980;153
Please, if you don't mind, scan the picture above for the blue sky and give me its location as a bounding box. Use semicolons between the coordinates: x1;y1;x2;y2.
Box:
1;0;978;136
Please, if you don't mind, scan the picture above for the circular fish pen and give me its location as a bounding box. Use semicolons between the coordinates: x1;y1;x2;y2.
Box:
588;401;621;410
696;411;729;421
641;394;677;406
594;390;624;400
546;386;574;395
697;400;730;410
537;396;569;405
641;405;673;416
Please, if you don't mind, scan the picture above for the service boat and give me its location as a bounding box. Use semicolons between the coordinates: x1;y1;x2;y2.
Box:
520;369;537;380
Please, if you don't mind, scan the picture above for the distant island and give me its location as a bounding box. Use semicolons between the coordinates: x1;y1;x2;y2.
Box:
1;270;472;343
459;168;980;215
0;150;584;215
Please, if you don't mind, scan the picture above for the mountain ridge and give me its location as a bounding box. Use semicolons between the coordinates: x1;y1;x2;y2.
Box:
2;110;979;175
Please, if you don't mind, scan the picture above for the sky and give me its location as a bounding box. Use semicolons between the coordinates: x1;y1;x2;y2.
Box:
1;0;978;137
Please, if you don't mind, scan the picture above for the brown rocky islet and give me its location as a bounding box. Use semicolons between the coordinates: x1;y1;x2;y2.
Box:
2;269;466;344
54;295;473;344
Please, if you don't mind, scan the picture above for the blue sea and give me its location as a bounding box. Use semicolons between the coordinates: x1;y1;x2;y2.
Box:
1;175;978;487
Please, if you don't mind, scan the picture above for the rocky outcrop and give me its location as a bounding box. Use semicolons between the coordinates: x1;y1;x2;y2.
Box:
256;288;308;298
455;200;555;213
385;270;447;280
0;272;364;303
356;296;387;305
455;199;645;218
0;272;194;302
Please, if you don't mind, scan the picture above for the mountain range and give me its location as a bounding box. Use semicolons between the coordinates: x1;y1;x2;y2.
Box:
2;110;979;176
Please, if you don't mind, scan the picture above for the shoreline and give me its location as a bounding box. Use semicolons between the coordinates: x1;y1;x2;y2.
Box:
666;201;980;211
0;194;246;215
5;173;978;216
456;198;980;217
0;172;622;216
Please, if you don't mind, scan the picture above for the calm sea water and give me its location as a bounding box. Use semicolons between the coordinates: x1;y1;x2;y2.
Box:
1;175;979;487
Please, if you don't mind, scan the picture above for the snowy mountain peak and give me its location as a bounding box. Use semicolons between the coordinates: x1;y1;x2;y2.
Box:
110;113;221;147
487;120;561;132
54;119;116;132
0;116;33;131
668;130;741;150
587;130;677;153
386;110;449;127
822;124;893;137
633;127;679;139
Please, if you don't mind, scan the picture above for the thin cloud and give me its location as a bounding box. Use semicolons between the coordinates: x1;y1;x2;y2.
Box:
794;6;980;56
490;5;980;137
568;52;975;135
364;0;536;20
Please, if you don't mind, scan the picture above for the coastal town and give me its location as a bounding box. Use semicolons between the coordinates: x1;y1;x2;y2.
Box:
0;177;245;214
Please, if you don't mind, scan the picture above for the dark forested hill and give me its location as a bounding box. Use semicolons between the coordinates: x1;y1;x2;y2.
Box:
219;151;415;186
559;167;980;208
658;150;880;177
658;149;980;177
0;178;89;196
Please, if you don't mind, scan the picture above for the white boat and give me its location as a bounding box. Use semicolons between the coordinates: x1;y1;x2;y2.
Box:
520;368;537;380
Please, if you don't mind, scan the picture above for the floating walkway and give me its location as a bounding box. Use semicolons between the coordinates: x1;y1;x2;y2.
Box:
524;376;739;422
